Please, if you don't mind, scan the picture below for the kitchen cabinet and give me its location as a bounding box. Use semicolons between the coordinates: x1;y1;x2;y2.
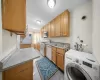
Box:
33;43;40;51
56;48;65;70
47;23;51;38
51;47;65;71
2;0;26;34
55;16;61;37
41;27;44;38
37;43;40;51
61;10;70;36
3;60;33;80
40;10;70;37
50;20;55;37
20;44;31;49
57;52;64;70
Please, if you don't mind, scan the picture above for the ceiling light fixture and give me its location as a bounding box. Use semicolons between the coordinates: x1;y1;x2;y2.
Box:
47;0;56;9
36;20;41;24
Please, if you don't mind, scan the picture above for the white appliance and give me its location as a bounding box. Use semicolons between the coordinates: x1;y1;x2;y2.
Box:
40;43;45;56
64;49;100;80
46;45;52;60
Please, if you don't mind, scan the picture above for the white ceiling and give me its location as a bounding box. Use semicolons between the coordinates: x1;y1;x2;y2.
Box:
26;0;90;31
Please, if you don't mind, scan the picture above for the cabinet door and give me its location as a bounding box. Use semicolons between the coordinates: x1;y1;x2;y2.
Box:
2;0;26;33
61;10;70;36
3;61;33;80
55;16;61;37
57;53;64;70
41;28;44;38
50;20;55;37
2;0;11;30
37;43;40;51
52;50;56;64
47;23;51;38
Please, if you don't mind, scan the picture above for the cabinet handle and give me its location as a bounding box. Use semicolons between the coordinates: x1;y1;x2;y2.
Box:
16;68;28;75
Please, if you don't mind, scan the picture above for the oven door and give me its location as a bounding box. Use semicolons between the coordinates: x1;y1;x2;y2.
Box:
66;63;92;80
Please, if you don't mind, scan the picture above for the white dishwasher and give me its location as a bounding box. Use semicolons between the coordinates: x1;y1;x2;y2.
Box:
46;45;52;60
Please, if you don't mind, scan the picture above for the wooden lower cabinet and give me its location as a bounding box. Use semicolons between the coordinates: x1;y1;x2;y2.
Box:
33;43;40;51
52;50;57;64
20;44;31;49
37;43;40;51
57;53;64;71
52;47;65;71
3;61;33;80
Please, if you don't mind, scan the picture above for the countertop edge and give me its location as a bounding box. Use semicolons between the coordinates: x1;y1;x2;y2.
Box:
0;56;40;72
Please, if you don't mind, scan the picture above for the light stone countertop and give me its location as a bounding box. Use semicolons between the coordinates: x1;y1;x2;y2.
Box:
1;48;40;71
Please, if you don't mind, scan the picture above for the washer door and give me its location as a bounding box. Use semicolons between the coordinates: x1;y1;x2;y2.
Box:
66;63;92;80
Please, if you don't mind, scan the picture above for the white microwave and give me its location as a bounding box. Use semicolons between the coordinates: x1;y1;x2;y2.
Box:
43;32;48;38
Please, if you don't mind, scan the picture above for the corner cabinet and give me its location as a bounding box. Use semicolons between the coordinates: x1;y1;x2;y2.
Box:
2;0;26;34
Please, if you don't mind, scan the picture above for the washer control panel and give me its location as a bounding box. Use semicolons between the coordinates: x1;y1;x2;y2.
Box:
83;61;92;68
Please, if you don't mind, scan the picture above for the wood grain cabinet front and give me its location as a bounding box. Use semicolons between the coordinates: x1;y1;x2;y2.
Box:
40;10;70;37
57;52;64;71
52;50;57;64
3;61;33;80
50;20;55;37
61;10;70;37
2;0;26;33
56;48;65;71
55;16;61;37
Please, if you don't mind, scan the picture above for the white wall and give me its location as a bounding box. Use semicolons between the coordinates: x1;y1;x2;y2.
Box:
2;30;17;59
70;1;92;53
92;0;100;63
49;37;70;43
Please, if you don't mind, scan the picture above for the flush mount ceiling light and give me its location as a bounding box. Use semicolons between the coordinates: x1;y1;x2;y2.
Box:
47;0;56;9
36;20;41;24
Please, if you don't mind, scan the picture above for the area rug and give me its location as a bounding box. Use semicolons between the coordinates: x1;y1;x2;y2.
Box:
36;57;58;80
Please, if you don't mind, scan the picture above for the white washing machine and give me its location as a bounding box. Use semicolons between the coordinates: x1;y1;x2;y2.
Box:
64;49;100;80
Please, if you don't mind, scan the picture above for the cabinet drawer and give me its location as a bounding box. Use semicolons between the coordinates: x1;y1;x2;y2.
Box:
57;48;65;54
52;47;56;51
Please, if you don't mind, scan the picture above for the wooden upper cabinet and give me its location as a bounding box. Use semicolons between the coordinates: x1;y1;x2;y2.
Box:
2;0;26;33
55;16;61;37
47;23;51;38
50;20;55;37
61;10;70;36
41;27;44;38
40;10;70;37
43;26;46;32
